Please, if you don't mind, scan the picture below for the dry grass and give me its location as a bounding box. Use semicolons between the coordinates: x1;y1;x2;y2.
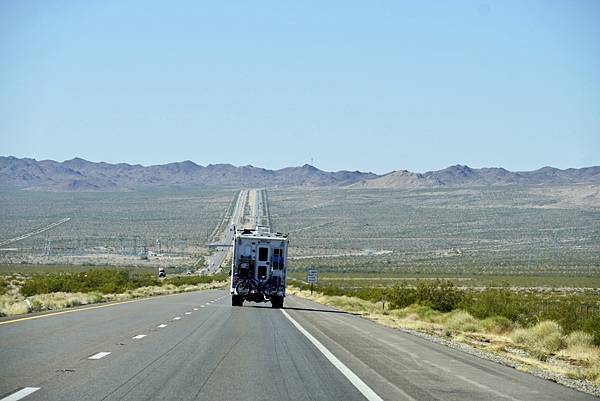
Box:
478;316;515;334
29;292;103;311
511;320;564;359
0;281;227;316
565;331;594;348
443;310;478;332
289;286;600;390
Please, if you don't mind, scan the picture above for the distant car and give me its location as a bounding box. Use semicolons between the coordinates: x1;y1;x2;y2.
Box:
186;270;192;275
158;267;166;278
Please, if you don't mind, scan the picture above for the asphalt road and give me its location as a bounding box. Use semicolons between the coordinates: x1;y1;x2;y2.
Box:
0;291;596;401
204;189;247;274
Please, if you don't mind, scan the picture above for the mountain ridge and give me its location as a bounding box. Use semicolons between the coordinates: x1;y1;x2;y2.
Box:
0;156;598;191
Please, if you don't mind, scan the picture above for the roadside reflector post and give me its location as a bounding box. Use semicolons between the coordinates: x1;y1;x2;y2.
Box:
307;267;318;295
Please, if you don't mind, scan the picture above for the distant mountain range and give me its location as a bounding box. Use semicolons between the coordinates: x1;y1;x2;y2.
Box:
0;156;598;191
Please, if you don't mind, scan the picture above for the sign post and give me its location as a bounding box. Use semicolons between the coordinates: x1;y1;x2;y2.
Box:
307;268;318;295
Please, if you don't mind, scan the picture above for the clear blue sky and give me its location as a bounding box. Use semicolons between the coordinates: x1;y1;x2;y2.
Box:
1;0;599;174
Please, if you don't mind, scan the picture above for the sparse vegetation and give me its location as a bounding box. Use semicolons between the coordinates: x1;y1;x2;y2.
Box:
511;321;564;359
20;269;159;296
269;187;599;276
0;268;227;317
565;330;594;348
0;188;236;267
290;285;600;386
165;274;227;287
292;278;600;345
0;276;7;295
444;310;478;332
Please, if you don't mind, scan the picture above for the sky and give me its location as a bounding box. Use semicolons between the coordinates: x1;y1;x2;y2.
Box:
1;0;599;174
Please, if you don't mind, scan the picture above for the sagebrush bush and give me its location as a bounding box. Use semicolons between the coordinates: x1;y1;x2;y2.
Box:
577;316;600;346
478;316;514;334
565;331;594;348
401;304;444;322
511;320;564;359
28;292;103;311
444;310;478;332
388;280;463;312
0;277;8;295
19;269;160;296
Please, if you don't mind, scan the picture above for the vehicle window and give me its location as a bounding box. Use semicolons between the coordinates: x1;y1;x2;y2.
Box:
258;247;268;261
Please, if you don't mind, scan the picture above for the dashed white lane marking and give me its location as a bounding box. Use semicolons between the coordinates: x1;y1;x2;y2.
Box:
173;317;182;320
0;387;41;401
185;312;191;315
200;305;206;308
132;334;147;339
88;352;111;360
281;310;384;401
157;324;167;328
193;308;199;311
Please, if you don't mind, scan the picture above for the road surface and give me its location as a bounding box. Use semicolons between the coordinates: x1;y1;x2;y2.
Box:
204;189;248;274
0;291;596;401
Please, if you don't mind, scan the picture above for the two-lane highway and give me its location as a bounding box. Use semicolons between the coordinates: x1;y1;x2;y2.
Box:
1;291;597;401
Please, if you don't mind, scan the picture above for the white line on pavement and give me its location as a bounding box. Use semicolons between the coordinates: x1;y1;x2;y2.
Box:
281;310;384;401
0;387;40;401
193;308;199;311
132;334;147;339
173;317;182;320
185;312;191;315
88;352;111;360
157;324;167;328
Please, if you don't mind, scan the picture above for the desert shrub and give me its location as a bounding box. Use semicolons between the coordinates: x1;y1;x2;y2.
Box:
565;331;594;348
0;295;29;316
460;288;536;325
400;304;444;322
324;295;376;314
28;292;103;311
444;310;478;332
478;316;515;334
511;320;564;359
0;277;7;295
165;274;226;287
388;280;463;312
576;316;600;346
387;282;416;308
20;269;160;296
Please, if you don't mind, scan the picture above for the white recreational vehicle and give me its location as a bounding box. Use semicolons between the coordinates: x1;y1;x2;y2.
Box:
230;226;289;308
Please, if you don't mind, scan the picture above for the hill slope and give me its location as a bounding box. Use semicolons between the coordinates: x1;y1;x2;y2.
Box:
1;157;598;191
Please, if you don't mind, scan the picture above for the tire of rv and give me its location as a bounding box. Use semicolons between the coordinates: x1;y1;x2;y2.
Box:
232;295;243;307
271;296;283;309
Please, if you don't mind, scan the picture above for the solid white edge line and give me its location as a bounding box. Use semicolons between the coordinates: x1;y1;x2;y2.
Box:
0;387;41;401
132;334;147;339
88;352;111;360
281;310;384;401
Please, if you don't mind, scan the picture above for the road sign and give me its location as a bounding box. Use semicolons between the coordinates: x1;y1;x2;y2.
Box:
307;268;318;284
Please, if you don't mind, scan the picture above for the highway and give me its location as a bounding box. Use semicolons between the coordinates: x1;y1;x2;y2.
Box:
203;189;248;275
2;191;595;401
0;291;596;401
